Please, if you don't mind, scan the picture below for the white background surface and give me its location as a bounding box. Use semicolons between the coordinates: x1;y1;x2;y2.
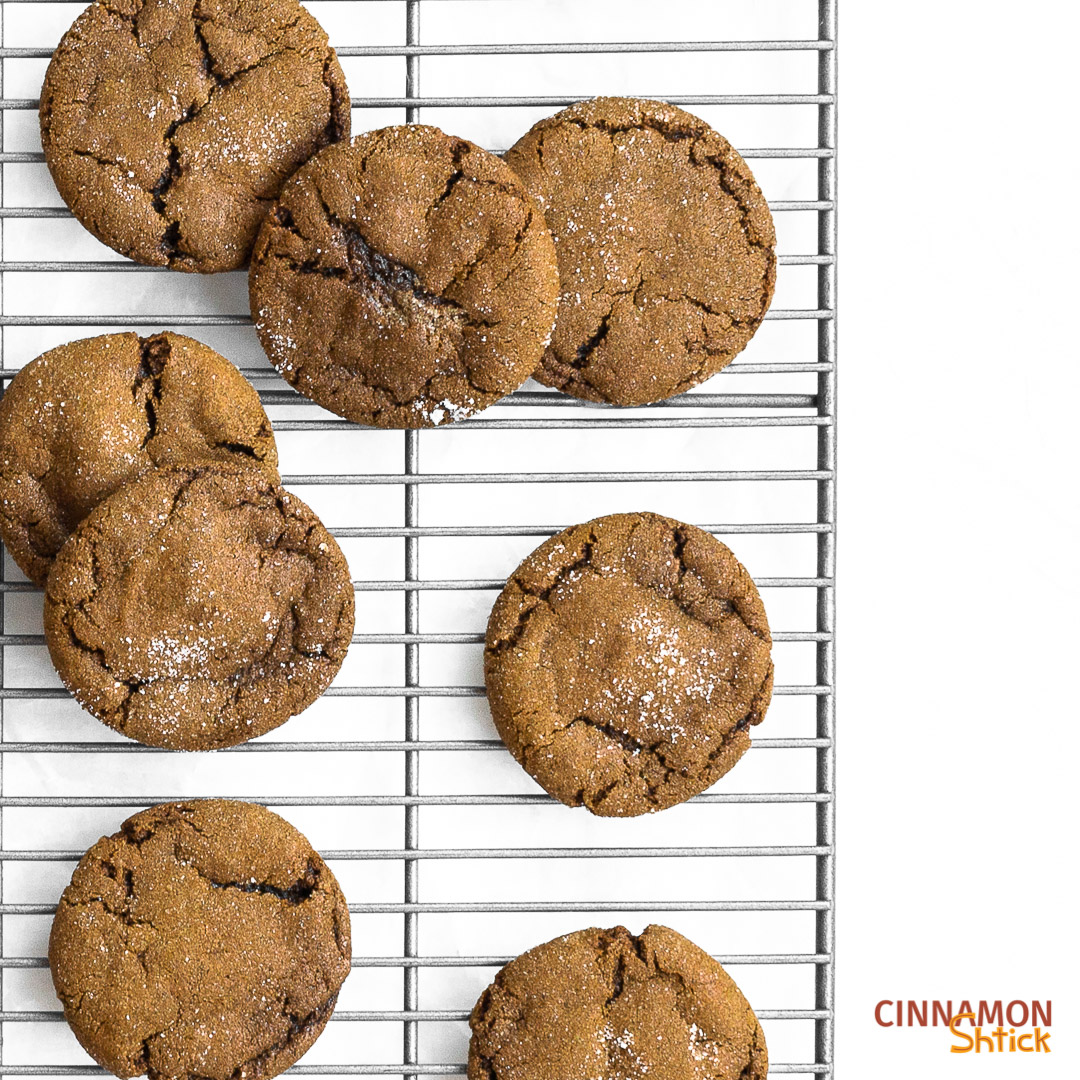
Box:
838;2;1078;1075
0;1;1077;1078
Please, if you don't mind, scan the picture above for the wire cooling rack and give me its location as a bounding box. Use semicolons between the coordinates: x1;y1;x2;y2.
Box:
0;1;836;1077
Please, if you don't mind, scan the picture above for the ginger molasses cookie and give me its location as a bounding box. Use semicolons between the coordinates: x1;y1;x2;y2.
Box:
469;925;768;1080
50;800;351;1080
485;512;773;816
249;125;559;427
40;0;350;272
0;332;278;586
44;464;354;750
504;97;776;406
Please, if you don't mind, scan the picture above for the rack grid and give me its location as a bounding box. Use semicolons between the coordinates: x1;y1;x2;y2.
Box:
0;1;836;1077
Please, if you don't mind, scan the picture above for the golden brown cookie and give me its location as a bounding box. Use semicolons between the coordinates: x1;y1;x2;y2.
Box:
504;97;776;405
40;0;350;272
249;125;559;428
50;800;352;1080
0;332;278;585
468;925;768;1080
44;464;355;750
485;512;773;816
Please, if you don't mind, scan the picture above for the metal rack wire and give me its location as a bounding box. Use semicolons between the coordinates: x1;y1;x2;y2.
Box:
0;1;836;1077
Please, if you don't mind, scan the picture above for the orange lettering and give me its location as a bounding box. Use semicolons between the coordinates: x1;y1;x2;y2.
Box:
950;1012;975;1053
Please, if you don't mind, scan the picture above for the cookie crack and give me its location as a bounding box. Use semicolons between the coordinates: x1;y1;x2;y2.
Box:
190;8;229;91
550;262;646;401
268;193;490;342
426;138;470;219
326;185;495;330
652;949;763;1077
703;149;775;258
512;529;599;605
125;808;328;908
344;225;468;323
680;293;763;326
204;993;339;1080
568;715;652;759
443;202;537;311
144;6;232;263
192;6;314;93
669;523;768;645
133;3;336;265
135;333;170;449
72;148;128;171
487;529;600;656
195;856;323;906
557;715;676;809
561;114;701;146
591;929;668;1069
318;56;349;147
57;595;153;731
211;439;261;460
308;172;504;339
571;311;611;371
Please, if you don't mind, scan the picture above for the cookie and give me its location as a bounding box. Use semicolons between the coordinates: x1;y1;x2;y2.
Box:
44;464;355;750
468;924;768;1080
40;0;350;273
50;800;351;1080
249;125;559;428
484;512;773;816
504;97;776;405
0;332;278;586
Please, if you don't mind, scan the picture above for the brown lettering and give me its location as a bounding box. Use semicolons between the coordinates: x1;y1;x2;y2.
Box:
874;1000;894;1027
1032;1001;1052;1027
1005;1001;1028;1026
931;1001;953;1027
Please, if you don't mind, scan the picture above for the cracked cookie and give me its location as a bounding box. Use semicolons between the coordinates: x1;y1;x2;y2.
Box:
468;924;768;1080
249;124;559;427
40;0;350;273
0;332;278;586
44;464;354;750
50;799;352;1080
504;97;776;406
484;512;773;816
